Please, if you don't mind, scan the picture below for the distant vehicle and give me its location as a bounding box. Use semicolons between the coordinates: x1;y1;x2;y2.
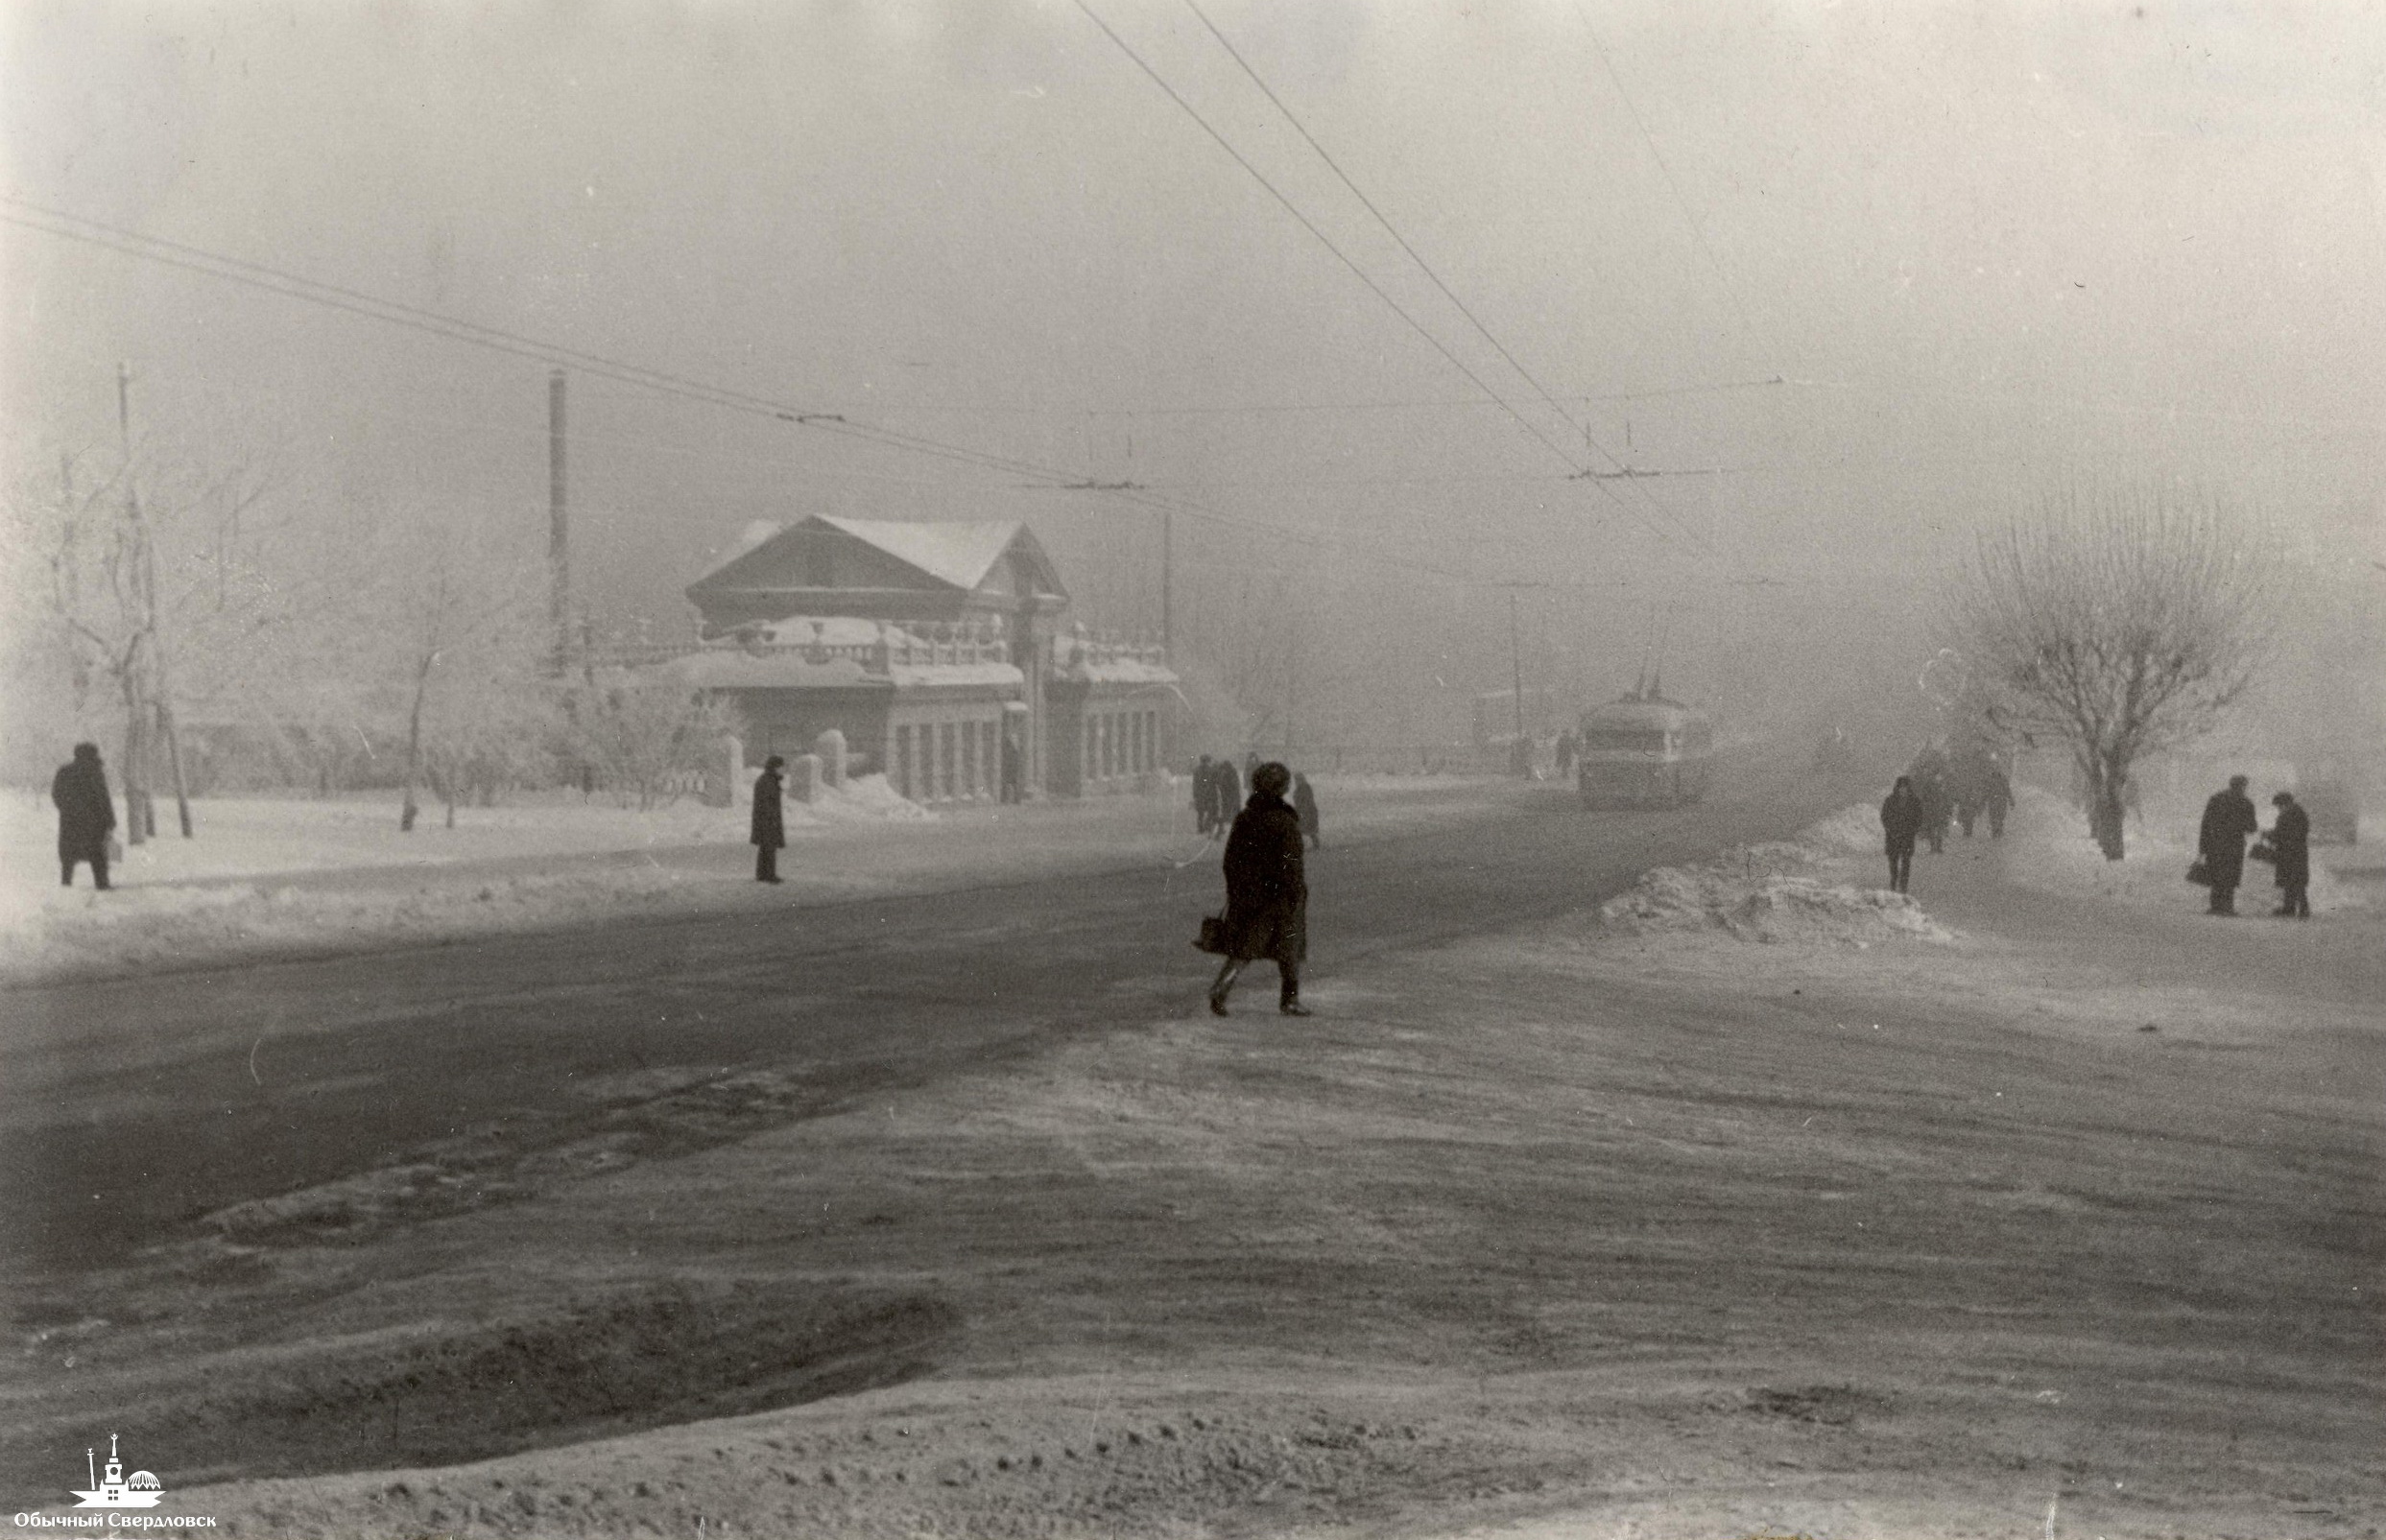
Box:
1577;689;1715;808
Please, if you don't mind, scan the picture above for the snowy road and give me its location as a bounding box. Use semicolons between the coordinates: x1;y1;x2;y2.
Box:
1;759;1858;1285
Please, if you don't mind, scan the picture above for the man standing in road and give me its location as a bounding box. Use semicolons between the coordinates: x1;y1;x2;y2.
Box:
2197;773;2260;915
52;742;116;890
1207;762;1310;1018
2267;790;2311;919
752;754;787;884
1879;774;1922;895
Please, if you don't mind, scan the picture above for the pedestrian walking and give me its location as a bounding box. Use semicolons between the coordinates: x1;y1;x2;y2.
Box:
1207;762;1310;1018
1879;774;1921;894
1555;729;1577;779
1192;754;1217;833
1984;764;2013;841
752;755;787;884
2196;773;2260;915
52;742;116;890
2267;791;2312;919
1910;750;1953;854
1293;771;1322;850
1214;756;1242;833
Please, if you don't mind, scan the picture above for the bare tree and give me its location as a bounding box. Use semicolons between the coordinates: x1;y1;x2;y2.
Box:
1944;487;2277;860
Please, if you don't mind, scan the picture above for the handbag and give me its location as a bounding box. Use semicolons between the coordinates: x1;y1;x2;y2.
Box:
2184;857;2211;888
2248;839;2278;865
107;836;125;865
1194;913;1229;955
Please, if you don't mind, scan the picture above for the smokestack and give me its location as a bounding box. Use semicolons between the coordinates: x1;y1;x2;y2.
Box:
548;368;568;639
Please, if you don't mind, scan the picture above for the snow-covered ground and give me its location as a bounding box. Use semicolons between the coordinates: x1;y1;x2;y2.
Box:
1997;784;2365;914
0;775;933;982
126;793;2383;1540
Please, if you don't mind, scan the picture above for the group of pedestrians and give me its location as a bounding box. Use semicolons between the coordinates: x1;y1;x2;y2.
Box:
1876;750;2011;894
2197;774;2311;918
1878;760;2317;919
1192;753;1320;850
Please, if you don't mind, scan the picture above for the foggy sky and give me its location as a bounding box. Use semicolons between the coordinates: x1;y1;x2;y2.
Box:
5;0;2382;736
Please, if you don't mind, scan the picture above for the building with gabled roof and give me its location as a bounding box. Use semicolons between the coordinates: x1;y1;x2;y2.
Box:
671;515;1174;804
686;516;1068;635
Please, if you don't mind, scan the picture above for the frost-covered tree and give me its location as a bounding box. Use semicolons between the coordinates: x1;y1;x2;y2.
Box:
5;435;285;839
367;516;554;831
1944;487;2277;860
562;668;743;812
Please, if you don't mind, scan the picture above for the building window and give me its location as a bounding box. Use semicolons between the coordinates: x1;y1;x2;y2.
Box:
962;719;978;799
939;722;956;800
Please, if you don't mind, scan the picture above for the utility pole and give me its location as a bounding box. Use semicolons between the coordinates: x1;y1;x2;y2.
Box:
549;368;569;657
1284;610;1299;762
1509;589;1526;747
1160;508;1173;663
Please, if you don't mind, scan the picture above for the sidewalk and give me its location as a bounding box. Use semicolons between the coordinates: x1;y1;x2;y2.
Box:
0;775;1540;984
1908;794;2383;1016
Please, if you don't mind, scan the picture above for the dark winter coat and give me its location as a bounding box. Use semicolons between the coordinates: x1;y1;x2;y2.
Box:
751;769;785;849
1293;774;1320;839
2197;787;2260;889
1218;791;1307;963
1879;785;1922;847
2269;802;2311;891
52;752;115;861
1215;760;1243;818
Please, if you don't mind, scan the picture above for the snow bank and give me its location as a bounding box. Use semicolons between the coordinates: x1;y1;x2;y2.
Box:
0;861;750;983
808;771;934;823
1598;809;1953;947
1801;801;1887;857
0;774;936;982
1998;785;2363;914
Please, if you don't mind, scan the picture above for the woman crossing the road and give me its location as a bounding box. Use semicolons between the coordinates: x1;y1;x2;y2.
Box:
1206;762;1310;1018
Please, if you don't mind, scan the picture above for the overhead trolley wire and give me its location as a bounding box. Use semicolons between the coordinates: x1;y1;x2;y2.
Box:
0;197;1486;588
1573;5;1768;378
1074;0;1705;557
1182;0;1635;474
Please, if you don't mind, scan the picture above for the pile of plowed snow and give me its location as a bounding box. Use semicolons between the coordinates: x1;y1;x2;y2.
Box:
1598;809;1952;946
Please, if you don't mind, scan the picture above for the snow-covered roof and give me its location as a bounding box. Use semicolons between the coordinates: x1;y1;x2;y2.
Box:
811;516;1023;592
1582;696;1709;731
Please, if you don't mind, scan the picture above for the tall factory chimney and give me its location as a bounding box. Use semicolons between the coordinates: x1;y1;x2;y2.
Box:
548;368;568;643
